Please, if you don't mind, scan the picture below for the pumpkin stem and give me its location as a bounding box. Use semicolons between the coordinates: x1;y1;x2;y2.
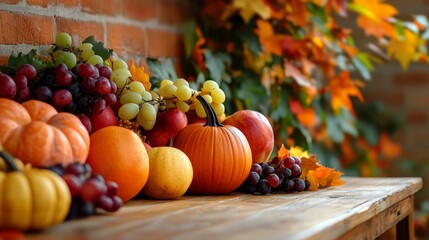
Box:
0;149;20;172
196;95;224;127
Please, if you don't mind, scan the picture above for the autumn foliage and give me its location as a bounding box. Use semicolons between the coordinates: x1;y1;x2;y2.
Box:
176;0;429;176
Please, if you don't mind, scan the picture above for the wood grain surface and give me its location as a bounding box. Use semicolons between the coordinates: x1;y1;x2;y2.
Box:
25;177;422;240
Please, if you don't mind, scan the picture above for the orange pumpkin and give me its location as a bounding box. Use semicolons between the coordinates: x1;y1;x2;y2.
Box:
0;98;90;167
173;95;252;194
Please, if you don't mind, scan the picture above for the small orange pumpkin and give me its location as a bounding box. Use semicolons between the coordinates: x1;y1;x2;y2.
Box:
173;95;252;194
0;98;90;167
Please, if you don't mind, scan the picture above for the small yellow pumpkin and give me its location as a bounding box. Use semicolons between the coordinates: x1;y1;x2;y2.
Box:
0;147;71;231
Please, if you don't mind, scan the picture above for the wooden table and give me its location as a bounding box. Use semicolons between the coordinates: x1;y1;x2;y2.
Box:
26;177;422;240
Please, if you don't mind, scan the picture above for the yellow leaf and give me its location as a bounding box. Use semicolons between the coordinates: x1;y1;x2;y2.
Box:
387;29;419;69
289;146;310;159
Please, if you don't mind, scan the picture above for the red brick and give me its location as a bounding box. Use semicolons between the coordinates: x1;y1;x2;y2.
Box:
363;91;405;106
55;17;104;46
0;55;10;66
147;28;183;57
27;0;78;7
406;112;428;124
81;0;121;16
159;0;190;26
406;92;429;109
393;72;429;85
122;0;158;22
107;24;146;57
0;11;53;45
1;0;21;4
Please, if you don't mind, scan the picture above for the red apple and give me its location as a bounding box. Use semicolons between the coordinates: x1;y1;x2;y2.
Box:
186;110;207;125
145;107;188;147
89;106;118;134
223;110;274;163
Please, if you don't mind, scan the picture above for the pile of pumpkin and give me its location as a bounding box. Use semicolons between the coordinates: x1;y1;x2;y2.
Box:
0;90;275;231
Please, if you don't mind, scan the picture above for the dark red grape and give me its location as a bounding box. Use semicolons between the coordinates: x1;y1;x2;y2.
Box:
283;157;295;168
251;163;263;175
110;196;123;212
79;201;95;217
52;89;73;107
47;163;65;176
290;164;302;177
106;181;119;197
63;174;83;197
267;173;280;188
80;179;107;202
99;66;112;79
109;80;117;93
78;63;95;78
275;167;284;178
81;77;97;94
65;162;86;176
242;184;256;194
97;195;114;211
246;171;260;185
262;165;275;177
54;63;68;76
56;71;73;87
0;73;17;99
37;74;55;87
77;114;92;133
103;93;117;106
283;168;292;178
67;82;82;98
17;64;36;80
270;156;281;165
293;156;302;165
34;86;52;102
90;174;105;184
256;179;271;195
304;179;311;190
14;75;28;90
96;77;111;95
91;98;106;114
259;162;268;172
281;179;294;192
293;178;306;192
15;86;31;102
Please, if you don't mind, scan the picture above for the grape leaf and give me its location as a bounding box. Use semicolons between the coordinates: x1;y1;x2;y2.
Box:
82;36;113;61
146;58;178;87
1;49;54;74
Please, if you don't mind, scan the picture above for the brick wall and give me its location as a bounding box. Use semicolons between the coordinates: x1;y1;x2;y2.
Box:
360;0;429;200
0;0;190;74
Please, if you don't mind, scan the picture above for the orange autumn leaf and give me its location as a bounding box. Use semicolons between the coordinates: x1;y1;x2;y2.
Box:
277;144;289;159
255;20;287;56
328;71;364;112
285;62;314;88
352;0;398;39
192;27;207;71
129;62;151;91
378;133;402;160
285;0;308;28
290;146;310;159
297;108;317;128
300;155;319;179
307;166;345;190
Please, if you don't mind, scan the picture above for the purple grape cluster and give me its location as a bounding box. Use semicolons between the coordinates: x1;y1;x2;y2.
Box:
48;163;123;219
0;64;36;102
241;156;310;195
33;62;117;116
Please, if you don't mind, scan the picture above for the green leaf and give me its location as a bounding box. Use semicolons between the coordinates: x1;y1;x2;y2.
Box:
3;49;54;74
204;49;230;83
181;21;198;59
327;115;344;143
146;58;178;87
352;53;373;80
82;36;113;61
359;121;379;146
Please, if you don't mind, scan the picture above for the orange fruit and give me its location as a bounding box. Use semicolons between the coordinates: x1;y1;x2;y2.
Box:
141;147;193;199
86;126;149;202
